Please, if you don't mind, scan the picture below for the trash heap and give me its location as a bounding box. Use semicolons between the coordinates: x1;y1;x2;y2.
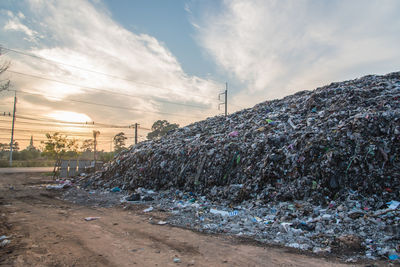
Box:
79;72;400;261
87;72;400;204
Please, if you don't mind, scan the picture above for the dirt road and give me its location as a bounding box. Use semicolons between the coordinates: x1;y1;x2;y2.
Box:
0;172;370;266
0;167;53;173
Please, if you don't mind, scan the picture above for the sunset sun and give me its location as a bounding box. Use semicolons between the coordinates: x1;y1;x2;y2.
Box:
46;111;92;123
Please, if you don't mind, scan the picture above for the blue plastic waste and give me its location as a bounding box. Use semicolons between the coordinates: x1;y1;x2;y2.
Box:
111;187;121;192
389;254;399;260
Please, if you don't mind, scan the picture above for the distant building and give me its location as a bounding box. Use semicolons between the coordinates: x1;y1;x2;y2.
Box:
26;136;37;151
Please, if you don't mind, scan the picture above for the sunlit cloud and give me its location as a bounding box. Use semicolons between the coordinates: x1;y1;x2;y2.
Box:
46;111;92;123
193;0;400;105
3;10;38;40
1;0;222;129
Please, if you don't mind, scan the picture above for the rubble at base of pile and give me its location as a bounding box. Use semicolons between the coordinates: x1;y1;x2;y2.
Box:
141;188;400;261
64;185;399;261
79;71;400;261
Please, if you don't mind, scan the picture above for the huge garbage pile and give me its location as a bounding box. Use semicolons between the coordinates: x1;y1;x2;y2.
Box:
77;71;400;261
87;72;400;205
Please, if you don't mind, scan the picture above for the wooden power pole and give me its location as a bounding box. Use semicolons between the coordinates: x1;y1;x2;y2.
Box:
135;123;138;145
9;90;16;167
93;130;100;162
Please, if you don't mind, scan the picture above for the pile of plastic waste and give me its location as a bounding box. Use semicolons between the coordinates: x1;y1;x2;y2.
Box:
80;71;400;261
86;72;399;203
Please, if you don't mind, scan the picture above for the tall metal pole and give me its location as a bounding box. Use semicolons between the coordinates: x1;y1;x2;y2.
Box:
134;123;138;145
93;130;100;163
94;134;97;161
225;82;228;116
9;90;16;167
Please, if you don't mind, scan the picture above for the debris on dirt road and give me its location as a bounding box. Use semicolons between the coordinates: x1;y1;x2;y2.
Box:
84;217;100;221
0;239;10;248
46;179;73;190
3;172;356;267
143;206;154;213
76;72;400;262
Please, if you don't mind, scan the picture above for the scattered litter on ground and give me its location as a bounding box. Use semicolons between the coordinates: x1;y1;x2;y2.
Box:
84;217;100;221
0;239;10;248
46;179;72;190
143;207;153;213
0;235;9;241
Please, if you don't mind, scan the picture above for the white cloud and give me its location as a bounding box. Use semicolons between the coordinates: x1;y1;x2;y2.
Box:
194;0;400;104
17;11;25;19
184;3;192;14
4;12;37;38
2;0;222;129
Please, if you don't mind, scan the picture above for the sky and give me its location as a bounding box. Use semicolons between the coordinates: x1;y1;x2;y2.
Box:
0;0;399;151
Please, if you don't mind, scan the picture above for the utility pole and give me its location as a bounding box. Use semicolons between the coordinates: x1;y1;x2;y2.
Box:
9;90;16;167
93;130;100;163
225;82;228;116
129;123;139;145
135;123;138;145
218;82;228;116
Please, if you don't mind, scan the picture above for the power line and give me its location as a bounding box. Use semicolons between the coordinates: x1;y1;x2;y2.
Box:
0;130;116;137
137;126;151;131
2;114;134;129
13;89;206;119
0;135;136;140
0;118;104;128
0;120;129;130
0;136;131;143
17;113;145;129
15;114;151;130
2;46;221;101
0;124;138;134
6;70;217;109
0;135;134;140
0;130;135;136
0;127;131;136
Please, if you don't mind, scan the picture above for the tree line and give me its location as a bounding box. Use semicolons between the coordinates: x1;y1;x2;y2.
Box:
0;119;179;166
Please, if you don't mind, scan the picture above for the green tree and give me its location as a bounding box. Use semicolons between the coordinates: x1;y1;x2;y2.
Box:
0;141;19;151
41;132;72;159
113;132;127;152
147;120;179;140
67;138;79;152
17;140;41;161
0;142;18;160
81;139;94;152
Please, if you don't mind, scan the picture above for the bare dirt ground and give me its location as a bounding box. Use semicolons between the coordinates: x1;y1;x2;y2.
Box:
0;172;383;266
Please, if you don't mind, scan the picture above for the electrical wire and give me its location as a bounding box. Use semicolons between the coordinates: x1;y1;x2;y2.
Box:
13;89;207;119
0;127;133;136
17;113;141;128
0;119;103;129
2;46;222;101
15;114;151;130
0;115;133;129
6;70;217;110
